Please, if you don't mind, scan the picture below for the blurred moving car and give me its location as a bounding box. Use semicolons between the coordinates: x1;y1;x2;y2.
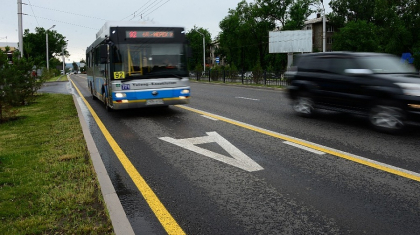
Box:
285;52;420;134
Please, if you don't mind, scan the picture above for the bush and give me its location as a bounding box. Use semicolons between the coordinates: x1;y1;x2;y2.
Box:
0;49;45;122
252;61;263;84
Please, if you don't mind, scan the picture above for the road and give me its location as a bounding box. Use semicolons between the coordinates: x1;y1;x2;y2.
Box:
69;74;420;235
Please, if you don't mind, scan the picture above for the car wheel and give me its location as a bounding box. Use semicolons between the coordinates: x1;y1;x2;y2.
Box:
369;104;405;134
292;92;315;117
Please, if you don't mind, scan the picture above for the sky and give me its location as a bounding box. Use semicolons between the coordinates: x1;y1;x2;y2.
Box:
0;0;331;63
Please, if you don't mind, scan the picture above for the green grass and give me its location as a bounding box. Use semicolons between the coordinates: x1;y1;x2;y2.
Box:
45;75;68;82
0;93;113;234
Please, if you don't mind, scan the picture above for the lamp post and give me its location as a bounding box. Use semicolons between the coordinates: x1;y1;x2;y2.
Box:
46;25;55;70
62;40;68;75
197;31;205;72
322;2;326;52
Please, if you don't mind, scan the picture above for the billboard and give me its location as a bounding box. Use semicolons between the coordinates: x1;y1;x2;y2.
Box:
269;30;312;53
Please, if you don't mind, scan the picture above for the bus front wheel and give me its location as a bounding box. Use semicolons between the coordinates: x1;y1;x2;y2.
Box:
103;92;113;112
91;85;97;100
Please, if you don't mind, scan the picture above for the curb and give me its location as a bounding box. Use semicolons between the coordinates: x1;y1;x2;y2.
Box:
72;95;135;235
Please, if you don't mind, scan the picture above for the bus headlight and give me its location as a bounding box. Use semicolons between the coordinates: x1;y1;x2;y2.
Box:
115;92;126;98
181;89;190;95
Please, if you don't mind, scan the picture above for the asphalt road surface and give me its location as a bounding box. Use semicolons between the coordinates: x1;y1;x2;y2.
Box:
68;74;420;235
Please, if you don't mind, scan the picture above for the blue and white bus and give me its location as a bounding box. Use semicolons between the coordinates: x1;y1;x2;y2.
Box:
86;21;190;110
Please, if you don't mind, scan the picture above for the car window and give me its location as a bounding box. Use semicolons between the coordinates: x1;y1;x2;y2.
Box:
329;57;359;74
356;55;416;73
298;56;329;73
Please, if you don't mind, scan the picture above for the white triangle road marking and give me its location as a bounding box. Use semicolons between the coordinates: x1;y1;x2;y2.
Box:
159;132;264;172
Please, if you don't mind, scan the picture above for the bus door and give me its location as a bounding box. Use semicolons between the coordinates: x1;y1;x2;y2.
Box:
99;44;111;105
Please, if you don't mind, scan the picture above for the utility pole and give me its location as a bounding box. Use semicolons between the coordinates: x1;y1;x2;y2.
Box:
62;47;65;74
197;31;205;72
62;40;68;75
46;25;55;70
17;0;23;57
322;0;326;52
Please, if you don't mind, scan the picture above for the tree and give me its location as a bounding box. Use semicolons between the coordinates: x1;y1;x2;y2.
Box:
217;0;316;71
283;0;316;30
218;1;276;71
23;27;69;69
72;62;79;72
332;20;380;52
0;49;46;122
328;0;376;27
185;26;212;71
256;0;293;27
328;0;420;57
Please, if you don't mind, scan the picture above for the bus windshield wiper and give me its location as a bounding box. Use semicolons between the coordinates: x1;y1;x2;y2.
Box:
170;74;183;79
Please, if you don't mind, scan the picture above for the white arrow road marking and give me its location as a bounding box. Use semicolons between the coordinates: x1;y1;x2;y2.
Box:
159;132;264;172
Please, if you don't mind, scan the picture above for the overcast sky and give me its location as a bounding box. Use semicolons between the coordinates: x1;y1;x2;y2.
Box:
1;0;331;63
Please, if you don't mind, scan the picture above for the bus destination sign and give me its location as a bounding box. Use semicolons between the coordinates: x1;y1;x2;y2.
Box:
127;31;174;38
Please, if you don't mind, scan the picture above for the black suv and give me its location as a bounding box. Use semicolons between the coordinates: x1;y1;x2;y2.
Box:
285;52;420;133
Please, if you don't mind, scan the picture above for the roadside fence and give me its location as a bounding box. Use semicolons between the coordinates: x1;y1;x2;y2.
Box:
189;70;289;87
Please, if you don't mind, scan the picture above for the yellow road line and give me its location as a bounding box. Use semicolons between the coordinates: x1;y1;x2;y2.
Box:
70;79;185;235
176;105;420;183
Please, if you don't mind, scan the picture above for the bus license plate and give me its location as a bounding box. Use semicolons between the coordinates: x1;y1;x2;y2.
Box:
146;99;164;105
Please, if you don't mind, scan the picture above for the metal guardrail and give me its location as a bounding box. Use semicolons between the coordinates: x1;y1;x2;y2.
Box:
189;70;289;87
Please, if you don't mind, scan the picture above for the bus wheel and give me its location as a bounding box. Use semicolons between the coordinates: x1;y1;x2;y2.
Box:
103;93;113;112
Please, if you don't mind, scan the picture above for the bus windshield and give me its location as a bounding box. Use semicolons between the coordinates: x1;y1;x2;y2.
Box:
111;43;187;79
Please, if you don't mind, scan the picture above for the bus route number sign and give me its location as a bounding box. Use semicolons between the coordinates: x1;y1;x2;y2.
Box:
114;71;125;79
127;31;174;38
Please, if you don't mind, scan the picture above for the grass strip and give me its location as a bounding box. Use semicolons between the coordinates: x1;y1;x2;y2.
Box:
0;93;113;234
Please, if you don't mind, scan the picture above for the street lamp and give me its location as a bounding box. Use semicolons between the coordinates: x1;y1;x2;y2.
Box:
321;2;326;52
197;31;206;72
62;40;68;75
46;25;55;70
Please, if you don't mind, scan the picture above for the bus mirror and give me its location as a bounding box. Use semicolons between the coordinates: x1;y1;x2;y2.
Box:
100;45;108;64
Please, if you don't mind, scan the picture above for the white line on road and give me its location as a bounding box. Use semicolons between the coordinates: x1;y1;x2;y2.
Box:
283;141;325;155
201;115;218;121
235;96;260;101
176;105;420;182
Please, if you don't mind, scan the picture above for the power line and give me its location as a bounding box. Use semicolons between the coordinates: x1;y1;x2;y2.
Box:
25;14;98;30
136;0;165;18
26;3;108;21
120;0;155;21
26;0;40;27
143;0;171;18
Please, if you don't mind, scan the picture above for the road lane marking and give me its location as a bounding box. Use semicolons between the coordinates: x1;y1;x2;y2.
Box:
175;105;420;183
284;141;325;155
160;132;264;172
235;96;260;101
201;115;218;121
70;79;185;235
